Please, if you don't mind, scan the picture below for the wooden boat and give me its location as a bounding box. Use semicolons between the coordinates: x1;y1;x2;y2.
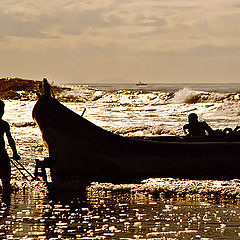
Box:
32;79;240;189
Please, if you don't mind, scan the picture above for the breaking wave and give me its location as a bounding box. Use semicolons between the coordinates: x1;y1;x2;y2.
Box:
172;88;240;104
107;125;177;136
88;178;240;198
58;85;240;105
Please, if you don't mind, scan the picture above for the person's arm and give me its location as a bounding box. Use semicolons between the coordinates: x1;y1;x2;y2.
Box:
203;122;214;136
6;127;20;160
183;124;188;135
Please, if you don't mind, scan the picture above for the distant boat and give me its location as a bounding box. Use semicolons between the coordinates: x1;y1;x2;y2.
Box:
136;81;147;86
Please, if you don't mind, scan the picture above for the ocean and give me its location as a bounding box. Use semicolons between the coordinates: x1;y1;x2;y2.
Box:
2;83;240;239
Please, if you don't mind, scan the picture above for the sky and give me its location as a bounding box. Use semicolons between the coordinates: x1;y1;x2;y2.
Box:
0;0;240;83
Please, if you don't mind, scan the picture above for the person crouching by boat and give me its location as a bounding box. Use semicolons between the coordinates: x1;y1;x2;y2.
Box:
183;113;214;137
0;100;20;194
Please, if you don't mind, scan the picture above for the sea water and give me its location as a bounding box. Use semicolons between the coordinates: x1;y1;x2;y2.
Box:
2;83;240;239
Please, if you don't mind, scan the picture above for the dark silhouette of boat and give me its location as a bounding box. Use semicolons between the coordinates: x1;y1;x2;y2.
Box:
32;79;240;190
136;81;147;86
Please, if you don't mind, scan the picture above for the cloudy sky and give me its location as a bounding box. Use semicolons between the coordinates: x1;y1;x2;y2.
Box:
0;0;240;83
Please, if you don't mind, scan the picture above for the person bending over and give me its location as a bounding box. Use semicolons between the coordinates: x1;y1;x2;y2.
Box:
183;113;214;137
0;100;20;194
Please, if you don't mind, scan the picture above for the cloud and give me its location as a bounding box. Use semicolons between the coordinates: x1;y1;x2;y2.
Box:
0;0;240;83
135;15;166;27
54;9;124;35
216;12;240;33
0;0;125;38
0;10;50;39
185;44;240;58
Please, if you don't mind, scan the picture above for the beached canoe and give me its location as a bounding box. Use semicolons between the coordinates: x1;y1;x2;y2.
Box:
32;79;240;188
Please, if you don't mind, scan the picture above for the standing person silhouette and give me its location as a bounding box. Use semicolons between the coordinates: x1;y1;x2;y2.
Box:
0;100;20;194
183;113;214;137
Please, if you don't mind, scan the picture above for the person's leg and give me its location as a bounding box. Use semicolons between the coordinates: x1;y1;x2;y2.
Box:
1;161;11;194
2;177;11;193
1;175;11;205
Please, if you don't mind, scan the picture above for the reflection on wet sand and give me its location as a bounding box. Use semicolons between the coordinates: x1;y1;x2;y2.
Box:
0;188;49;239
1;188;240;239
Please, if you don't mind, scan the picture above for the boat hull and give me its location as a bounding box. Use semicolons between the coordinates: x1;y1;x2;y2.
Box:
32;95;240;186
